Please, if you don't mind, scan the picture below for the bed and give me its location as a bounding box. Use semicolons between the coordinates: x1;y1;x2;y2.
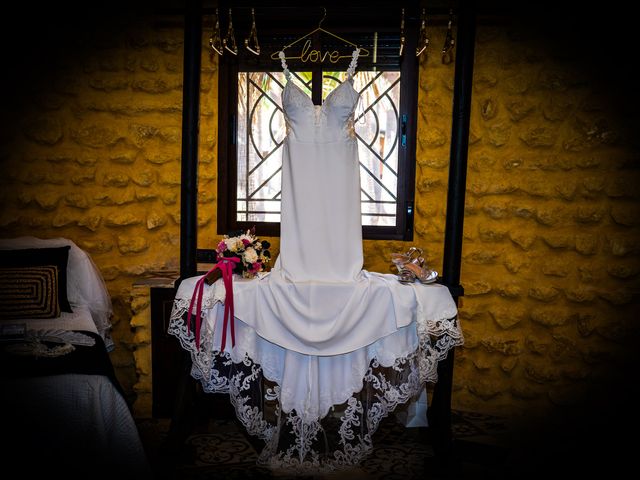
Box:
0;237;150;476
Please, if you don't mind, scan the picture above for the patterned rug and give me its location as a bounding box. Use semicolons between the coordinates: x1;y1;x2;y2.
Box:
136;409;511;480
137;369;640;480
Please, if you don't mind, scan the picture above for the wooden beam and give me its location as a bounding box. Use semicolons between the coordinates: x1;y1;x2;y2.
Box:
180;0;202;280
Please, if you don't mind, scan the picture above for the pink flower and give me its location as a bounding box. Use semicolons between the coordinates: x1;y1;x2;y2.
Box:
242;239;251;247
216;241;227;253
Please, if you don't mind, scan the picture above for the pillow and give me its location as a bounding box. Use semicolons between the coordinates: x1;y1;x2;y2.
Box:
0;265;61;319
0;246;72;318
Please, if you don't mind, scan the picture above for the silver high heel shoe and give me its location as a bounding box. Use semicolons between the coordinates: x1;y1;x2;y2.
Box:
391;247;423;272
392;247;438;284
398;261;438;284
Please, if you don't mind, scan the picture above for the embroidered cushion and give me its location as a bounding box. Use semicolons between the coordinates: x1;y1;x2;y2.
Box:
0;246;72;320
0;266;62;319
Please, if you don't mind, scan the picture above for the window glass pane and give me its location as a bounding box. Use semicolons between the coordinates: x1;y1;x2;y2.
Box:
236;72;311;223
236;70;400;227
325;71;401;227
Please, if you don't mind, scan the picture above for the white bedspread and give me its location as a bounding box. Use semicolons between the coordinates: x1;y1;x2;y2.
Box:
1;374;150;475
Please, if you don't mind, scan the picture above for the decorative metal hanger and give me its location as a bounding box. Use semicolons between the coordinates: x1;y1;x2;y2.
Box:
270;8;370;63
223;8;238;55
441;8;455;64
244;7;260;56
399;8;405;56
416;8;429;57
209;8;223;56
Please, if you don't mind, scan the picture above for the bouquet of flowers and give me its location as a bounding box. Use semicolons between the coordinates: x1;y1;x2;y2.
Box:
215;227;271;278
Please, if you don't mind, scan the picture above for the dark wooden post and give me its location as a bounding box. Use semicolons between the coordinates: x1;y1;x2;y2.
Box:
430;0;477;459
179;0;202;281
167;0;202;451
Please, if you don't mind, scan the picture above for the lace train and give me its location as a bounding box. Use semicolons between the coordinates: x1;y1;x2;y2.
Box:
168;295;463;473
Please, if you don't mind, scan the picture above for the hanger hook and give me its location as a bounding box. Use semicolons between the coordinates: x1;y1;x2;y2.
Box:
318;7;327;28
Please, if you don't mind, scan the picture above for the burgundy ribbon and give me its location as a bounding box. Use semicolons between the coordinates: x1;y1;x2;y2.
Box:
186;256;240;351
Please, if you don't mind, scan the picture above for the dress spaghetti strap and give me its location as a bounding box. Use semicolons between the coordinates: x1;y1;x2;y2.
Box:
346;48;360;80
278;51;291;81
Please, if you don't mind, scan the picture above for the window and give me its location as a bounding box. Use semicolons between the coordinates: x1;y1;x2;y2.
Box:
217;16;418;240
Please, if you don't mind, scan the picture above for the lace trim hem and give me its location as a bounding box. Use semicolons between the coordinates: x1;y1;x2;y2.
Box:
168;295;463;473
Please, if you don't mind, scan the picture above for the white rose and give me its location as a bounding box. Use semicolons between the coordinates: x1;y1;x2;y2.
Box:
225;237;243;252
243;247;258;264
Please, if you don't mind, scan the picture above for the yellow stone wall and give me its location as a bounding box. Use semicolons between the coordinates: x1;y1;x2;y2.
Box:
0;14;187;410
415;26;640;420
1;13;638;422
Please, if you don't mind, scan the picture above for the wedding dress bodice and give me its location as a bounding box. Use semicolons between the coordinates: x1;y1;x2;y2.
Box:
282;80;360;143
279;49;361;141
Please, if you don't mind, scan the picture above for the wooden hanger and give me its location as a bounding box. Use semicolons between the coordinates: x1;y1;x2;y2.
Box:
270;8;370;62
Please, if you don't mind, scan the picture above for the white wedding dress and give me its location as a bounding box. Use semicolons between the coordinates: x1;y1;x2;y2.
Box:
169;48;463;473
224;51;455;356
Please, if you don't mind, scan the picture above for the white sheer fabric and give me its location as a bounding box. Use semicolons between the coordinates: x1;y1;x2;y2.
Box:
0;237;113;349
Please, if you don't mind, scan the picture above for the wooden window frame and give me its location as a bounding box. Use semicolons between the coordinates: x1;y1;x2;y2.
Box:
216;8;419;241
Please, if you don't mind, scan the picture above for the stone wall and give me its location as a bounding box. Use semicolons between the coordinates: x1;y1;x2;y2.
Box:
0;12;187;412
1;11;638;422
407;23;640;419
